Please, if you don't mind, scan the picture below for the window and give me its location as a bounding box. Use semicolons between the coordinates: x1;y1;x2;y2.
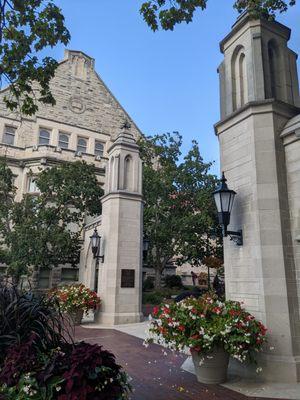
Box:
95;141;104;157
28;176;39;193
58;132;69;149
77;137;87;153
39;129;50;145
3;126;16;145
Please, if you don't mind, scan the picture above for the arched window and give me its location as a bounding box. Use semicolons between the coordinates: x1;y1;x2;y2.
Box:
77;137;87;153
58;133;69;149
124;155;133;191
95;141;104;158
231;46;247;111
39;129;50;145
268;40;281;100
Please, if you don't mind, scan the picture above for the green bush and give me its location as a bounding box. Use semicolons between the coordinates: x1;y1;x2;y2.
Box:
0;283;131;399
142;291;163;305
142;276;154;291
164;275;183;289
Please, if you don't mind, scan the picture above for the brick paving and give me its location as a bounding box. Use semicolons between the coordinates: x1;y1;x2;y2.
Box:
75;326;282;400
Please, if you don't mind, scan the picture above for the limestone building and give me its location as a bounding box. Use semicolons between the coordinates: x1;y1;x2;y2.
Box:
215;14;300;382
0;50;142;289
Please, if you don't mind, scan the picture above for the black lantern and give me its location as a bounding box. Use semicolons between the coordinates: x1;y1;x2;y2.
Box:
143;235;150;262
143;236;150;252
213;172;243;245
90;228;104;263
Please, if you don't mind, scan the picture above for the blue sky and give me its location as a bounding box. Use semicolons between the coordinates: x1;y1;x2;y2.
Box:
53;0;300;174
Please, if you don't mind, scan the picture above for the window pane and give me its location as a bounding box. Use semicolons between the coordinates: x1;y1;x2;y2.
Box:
95;141;104;157
39;129;50;145
77;137;87;153
28;177;39;193
3;126;16;145
59;133;69;149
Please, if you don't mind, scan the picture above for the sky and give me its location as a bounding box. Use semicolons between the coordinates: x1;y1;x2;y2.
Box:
52;0;300;174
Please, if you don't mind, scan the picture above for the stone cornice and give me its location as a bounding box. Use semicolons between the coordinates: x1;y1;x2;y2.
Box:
214;100;300;135
101;191;143;204
220;13;291;53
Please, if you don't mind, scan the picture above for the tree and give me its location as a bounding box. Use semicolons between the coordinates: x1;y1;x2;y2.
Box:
140;132;222;288
140;0;296;31
0;0;70;115
0;160;103;284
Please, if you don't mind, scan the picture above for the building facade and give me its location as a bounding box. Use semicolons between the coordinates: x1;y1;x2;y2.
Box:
215;14;300;382
0;49;142;289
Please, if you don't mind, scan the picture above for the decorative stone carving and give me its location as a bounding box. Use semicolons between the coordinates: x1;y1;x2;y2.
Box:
69;96;86;114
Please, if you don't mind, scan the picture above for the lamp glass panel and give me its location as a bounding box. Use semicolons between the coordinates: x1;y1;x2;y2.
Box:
220;191;232;213
213;192;222;212
91;232;100;249
228;192;236;213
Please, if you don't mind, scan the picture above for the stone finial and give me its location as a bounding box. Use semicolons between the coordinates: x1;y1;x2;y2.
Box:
120;120;132;131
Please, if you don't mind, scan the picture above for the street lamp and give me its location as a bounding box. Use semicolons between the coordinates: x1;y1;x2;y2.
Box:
143;235;150;262
90;228;104;263
213;172;243;246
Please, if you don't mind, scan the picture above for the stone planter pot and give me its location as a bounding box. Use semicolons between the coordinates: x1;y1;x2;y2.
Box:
69;309;84;325
191;346;229;384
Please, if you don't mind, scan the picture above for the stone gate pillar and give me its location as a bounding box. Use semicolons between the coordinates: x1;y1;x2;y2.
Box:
215;13;300;382
95;125;143;325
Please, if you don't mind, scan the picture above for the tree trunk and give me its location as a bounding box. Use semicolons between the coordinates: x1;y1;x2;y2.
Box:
154;267;162;289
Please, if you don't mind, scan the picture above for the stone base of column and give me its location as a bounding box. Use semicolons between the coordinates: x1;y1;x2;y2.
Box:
95;311;144;326
229;354;300;383
181;354;300;383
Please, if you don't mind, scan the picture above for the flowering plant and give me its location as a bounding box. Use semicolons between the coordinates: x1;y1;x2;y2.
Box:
49;284;100;313
145;293;267;363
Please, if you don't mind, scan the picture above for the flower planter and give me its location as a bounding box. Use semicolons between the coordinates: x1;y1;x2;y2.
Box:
191;346;229;384
69;309;84;325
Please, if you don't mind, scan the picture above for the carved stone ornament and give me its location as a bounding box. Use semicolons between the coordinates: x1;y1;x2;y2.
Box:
69;96;86;114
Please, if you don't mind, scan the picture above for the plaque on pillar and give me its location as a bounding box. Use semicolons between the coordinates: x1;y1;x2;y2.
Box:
121;269;135;288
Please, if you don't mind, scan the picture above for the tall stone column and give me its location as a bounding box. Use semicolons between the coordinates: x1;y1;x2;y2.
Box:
95;124;143;325
215;13;300;382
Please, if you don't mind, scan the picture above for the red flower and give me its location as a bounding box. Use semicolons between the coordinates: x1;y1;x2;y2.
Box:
192;346;201;352
191;334;200;340
152;306;159;316
178;325;185;332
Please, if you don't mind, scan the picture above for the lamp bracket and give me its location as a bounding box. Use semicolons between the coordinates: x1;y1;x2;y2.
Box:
226;230;243;246
94;254;104;263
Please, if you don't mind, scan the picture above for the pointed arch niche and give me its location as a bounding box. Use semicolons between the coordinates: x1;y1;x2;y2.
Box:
268;39;282;100
123;155;133;191
231;46;248;111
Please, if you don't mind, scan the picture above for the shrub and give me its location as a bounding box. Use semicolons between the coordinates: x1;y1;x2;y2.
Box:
164;274;183;289
142;291;163;305
0;283;131;400
0;283;70;364
0;340;131;400
145;293;268;364
142;276;154;291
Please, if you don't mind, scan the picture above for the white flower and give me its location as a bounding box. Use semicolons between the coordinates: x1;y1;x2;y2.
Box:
256;367;263;373
23;385;31;394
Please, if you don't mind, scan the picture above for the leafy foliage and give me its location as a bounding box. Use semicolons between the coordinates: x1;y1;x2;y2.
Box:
139;132;222;288
164;274;183;288
0;283;71;365
0;160;103;282
0;0;70;115
142;276;155;291
0;284;131;400
49;284;101;314
145;293;268;363
140;0;296;31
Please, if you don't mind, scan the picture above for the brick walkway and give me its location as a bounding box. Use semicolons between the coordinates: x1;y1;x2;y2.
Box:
75;327;277;400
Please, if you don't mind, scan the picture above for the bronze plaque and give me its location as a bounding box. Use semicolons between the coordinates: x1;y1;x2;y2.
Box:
121;269;135;288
